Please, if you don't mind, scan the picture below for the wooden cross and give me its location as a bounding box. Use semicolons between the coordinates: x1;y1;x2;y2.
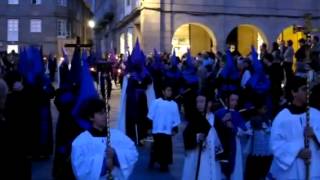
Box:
64;36;92;49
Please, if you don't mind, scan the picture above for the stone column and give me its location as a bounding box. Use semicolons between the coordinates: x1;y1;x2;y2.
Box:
140;0;161;54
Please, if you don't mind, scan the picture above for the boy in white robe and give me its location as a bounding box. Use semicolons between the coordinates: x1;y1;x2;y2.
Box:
270;76;320;179
71;98;138;180
147;84;181;172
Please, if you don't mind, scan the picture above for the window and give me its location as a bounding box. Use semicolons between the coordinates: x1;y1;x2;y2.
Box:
31;0;41;5
57;0;67;6
30;19;42;33
127;28;133;53
8;0;19;4
120;33;125;54
124;0;132;16
7;19;19;41
57;19;67;37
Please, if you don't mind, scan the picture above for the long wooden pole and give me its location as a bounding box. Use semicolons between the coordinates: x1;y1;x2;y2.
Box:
305;75;311;180
105;76;113;180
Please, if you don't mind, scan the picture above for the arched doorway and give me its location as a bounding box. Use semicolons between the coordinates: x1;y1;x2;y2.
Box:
172;23;217;57
226;24;268;56
277;25;305;54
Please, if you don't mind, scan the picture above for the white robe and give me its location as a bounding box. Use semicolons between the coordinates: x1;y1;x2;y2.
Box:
182;127;222;180
71;128;138;180
117;75;156;133
147;98;181;135
206;113;215;127
241;70;251;88
270;108;320;180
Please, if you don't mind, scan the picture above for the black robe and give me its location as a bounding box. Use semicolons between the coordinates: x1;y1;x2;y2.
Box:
23;83;53;158
265;62;284;116
2;91;32;180
183;111;211;151
52;88;82;179
125;74;152;144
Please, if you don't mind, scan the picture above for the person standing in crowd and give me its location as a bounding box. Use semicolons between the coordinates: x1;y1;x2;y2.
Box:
260;43;269;61
117;40;155;146
147;83;181;172
182;93;222;180
295;38;308;62
269;76;320;179
3;71;31;180
283;40;294;83
279;40;287;60
244;99;273;180
214;92;249;180
263;53;284;116
48;54;57;82
310;36;320;71
97;56;113;100
71;98;138;180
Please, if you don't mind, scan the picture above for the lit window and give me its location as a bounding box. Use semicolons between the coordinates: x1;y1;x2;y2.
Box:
120;33;125;54
31;0;41;4
7;19;19;41
8;0;19;4
57;0;67;6
30;19;42;33
57;19;68;37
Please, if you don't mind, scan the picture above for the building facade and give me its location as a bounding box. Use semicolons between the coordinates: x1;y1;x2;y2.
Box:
0;0;93;56
94;0;320;57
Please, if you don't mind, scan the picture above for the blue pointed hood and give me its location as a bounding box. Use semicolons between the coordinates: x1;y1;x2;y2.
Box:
171;50;178;67
181;50;198;84
220;50;240;80
131;39;145;67
72;49;99;130
20;46;44;85
247;47;270;94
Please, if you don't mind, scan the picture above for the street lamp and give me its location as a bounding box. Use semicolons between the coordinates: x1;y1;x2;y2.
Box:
88;20;96;29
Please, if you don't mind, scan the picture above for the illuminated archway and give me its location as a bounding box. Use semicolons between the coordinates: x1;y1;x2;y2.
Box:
277;25;306;71
226;24;268;56
172;23;217;57
277;25;305;54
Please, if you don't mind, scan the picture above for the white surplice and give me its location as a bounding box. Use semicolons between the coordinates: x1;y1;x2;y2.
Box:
71;128;138;180
182;127;222;180
117;75;156;133
147;98;181;135
270;107;320;180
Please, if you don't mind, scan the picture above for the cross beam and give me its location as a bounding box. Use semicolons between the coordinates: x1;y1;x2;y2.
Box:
64;36;92;49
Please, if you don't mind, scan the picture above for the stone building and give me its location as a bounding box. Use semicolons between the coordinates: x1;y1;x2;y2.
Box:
94;0;320;57
0;0;93;56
